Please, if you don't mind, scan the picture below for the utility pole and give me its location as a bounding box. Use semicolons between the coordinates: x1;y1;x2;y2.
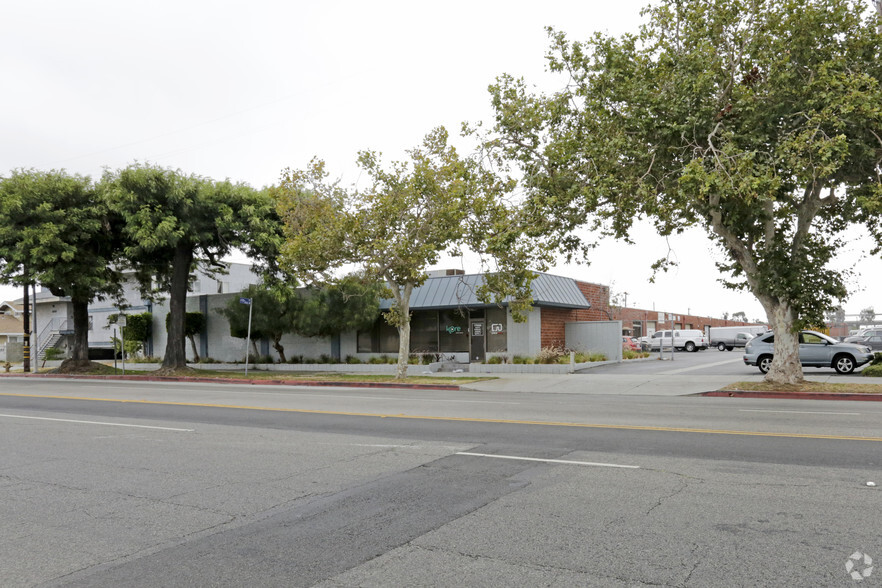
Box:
22;283;30;373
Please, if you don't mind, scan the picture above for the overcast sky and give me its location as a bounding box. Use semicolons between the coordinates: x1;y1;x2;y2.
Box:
2;0;880;321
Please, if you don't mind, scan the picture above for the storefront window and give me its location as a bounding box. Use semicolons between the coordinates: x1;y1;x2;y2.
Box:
486;307;507;352
357;316;400;353
378;319;399;353
410;311;438;352
439;310;469;352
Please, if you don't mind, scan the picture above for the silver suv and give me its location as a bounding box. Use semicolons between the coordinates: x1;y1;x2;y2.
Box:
743;330;874;374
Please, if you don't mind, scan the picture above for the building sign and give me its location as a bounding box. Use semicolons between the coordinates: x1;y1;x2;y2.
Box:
490;323;504;334
446;325;462;334
471;322;484;337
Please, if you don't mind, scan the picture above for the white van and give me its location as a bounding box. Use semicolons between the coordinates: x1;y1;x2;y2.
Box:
647;329;708;352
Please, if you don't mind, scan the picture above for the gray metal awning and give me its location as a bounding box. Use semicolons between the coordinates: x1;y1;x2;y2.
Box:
378;273;591;311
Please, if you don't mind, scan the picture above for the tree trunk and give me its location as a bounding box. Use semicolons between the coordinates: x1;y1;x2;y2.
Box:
758;297;804;385
272;335;287;363
162;243;194;370
393;281;414;380
250;338;259;360
188;335;200;363
70;298;91;364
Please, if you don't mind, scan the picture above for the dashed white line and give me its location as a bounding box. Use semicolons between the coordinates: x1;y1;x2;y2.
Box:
738;409;861;416
456;452;639;469
0;413;194;431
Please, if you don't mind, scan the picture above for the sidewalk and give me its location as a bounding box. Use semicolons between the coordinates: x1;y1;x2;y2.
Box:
461;371;881;400
460;372;752;396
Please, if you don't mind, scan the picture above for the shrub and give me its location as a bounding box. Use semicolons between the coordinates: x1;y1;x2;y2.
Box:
486;356;503;364
536;346;564;364
43;348;64;361
862;363;882;377
512;355;528;364
871;352;882;366
345;355;362;364
319;354;333;364
198;357;219;364
623;350;650;360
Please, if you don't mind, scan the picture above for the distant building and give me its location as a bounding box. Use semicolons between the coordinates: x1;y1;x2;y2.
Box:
0;301;24;361
615;306;765;338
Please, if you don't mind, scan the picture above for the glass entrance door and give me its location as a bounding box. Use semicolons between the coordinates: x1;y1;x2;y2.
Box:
469;319;486;363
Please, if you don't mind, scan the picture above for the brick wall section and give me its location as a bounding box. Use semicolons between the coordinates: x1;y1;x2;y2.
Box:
537;279;765;348
618;307;766;335
540;281;610;349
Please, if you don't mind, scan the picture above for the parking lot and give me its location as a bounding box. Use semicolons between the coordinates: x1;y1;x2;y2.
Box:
587;346;875;377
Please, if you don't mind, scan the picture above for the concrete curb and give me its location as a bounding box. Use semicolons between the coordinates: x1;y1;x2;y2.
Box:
0;373;461;391
700;390;882;402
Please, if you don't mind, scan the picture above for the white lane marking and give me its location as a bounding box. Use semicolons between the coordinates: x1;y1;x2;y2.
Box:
456;452;639;469
660;357;743;375
738;409;861;416
0;413;194;432
95;386;519;405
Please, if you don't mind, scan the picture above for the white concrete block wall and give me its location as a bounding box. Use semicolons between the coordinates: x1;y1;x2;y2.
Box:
565;320;623;361
506;307;541;357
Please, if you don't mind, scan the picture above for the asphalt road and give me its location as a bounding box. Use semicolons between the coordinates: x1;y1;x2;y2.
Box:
1;377;880;587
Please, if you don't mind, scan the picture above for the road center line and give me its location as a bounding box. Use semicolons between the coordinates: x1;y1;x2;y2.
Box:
456;452;640;469
3;393;882;442
739;409;861;416
0;413;194;432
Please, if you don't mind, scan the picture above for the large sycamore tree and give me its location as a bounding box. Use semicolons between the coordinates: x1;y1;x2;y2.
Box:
489;0;882;384
276;127;541;379
104;164;280;372
0;169;122;369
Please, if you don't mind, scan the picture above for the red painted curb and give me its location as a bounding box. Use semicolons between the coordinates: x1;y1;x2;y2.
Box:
701;390;882;401
0;373;461;391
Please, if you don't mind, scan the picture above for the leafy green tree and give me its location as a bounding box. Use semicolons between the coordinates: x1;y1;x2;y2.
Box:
731;311;748;323
0;169;122;368
219;283;302;363
220;275;382;363
107;312;153;357
295;274;384;339
275;127;543;379
488;0;882;384
103;164;280;372
860;306;876;324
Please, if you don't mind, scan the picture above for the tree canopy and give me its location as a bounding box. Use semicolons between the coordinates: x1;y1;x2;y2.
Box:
488;0;882;384
220;275;382;363
275;127;543;378
0;169;122;366
103;164;280;371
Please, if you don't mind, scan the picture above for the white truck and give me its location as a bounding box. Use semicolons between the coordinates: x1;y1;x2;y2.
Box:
708;325;768;351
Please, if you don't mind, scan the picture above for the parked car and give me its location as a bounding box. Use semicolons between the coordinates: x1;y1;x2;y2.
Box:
743;330;874;374
845;328;882;345
851;334;882;351
622;336;640;351
646;329;708;352
709;325;767;351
